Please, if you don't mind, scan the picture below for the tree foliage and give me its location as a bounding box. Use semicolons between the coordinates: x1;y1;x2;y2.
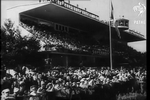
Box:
1;19;41;69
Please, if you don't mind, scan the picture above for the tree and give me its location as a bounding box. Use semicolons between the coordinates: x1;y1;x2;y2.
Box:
1;19;41;69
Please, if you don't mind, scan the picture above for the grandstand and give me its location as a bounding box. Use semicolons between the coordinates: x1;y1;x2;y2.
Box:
7;0;145;68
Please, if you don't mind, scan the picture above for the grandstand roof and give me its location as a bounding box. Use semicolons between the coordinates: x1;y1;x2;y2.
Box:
19;1;145;42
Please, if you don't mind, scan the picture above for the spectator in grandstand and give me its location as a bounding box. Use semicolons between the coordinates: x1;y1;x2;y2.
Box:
29;85;39;100
46;82;55;100
1;88;15;100
20;21;111;55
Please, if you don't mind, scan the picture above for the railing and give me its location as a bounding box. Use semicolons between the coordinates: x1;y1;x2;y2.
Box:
126;29;145;38
51;0;99;20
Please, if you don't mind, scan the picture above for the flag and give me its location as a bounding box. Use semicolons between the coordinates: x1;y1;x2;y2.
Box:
115;21;121;39
110;1;114;20
110;1;121;38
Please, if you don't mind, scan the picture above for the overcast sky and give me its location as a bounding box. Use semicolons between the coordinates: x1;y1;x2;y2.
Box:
1;0;146;52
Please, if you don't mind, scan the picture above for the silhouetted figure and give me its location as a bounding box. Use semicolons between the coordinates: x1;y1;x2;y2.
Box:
79;61;83;68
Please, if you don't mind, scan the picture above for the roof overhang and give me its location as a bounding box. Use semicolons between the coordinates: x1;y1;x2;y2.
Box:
19;2;145;42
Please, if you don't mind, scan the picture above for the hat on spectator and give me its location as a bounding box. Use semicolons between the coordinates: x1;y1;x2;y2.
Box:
1;89;10;98
41;81;45;85
30;91;37;96
20;81;24;85
46;82;53;88
1;89;10;94
13;87;19;93
30;85;37;91
80;78;85;82
58;78;62;81
55;80;60;84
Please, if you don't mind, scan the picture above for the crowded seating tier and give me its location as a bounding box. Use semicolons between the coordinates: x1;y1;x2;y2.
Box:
20;19;137;57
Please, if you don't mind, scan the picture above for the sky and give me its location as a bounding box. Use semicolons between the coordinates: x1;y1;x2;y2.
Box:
1;0;146;52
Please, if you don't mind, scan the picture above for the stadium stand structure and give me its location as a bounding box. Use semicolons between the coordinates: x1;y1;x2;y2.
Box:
7;0;146;67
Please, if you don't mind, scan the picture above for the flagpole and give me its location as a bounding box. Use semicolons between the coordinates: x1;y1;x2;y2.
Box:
109;0;113;70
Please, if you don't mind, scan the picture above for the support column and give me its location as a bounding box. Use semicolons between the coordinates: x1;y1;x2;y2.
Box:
93;57;96;67
65;55;68;68
79;56;83;67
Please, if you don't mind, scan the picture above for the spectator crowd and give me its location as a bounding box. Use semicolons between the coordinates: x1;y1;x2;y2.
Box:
3;15;145;100
2;2;146;100
1;66;146;100
20;18;139;58
20;19;113;56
